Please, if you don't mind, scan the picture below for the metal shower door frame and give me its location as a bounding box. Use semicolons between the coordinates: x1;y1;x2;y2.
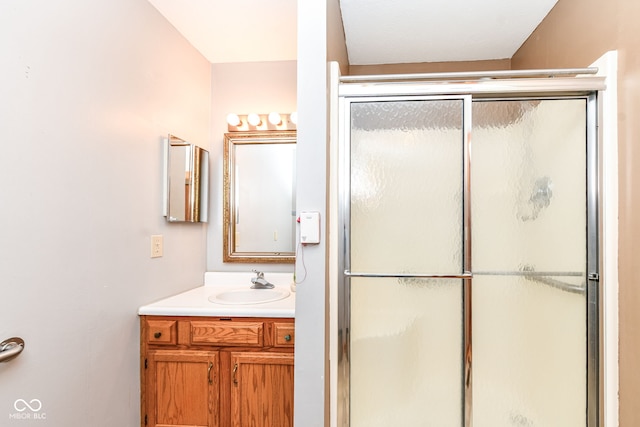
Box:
336;80;603;427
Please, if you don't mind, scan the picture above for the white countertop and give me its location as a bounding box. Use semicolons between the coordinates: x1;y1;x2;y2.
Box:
138;272;296;318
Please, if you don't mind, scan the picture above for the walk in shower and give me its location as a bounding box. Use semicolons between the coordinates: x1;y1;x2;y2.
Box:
335;73;604;427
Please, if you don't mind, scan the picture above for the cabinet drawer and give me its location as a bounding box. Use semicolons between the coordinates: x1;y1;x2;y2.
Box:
191;321;264;347
273;323;295;347
145;320;177;345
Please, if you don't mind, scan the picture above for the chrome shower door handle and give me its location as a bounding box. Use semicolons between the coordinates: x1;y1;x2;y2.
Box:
0;337;25;363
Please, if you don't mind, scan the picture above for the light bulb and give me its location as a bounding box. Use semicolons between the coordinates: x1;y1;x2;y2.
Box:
290;111;298;125
226;113;241;127
268;112;282;125
247;113;262;126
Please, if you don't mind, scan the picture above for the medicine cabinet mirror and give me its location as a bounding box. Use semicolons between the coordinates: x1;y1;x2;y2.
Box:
164;134;209;223
223;131;296;263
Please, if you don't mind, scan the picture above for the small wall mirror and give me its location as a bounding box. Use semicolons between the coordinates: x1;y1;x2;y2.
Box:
223;131;296;263
164;134;209;223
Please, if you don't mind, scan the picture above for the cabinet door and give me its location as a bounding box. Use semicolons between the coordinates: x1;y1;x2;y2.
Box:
146;350;219;427
230;352;294;427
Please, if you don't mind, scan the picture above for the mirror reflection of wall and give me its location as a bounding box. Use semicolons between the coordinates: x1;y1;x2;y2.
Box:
235;143;296;252
165;135;209;223
223;131;296;263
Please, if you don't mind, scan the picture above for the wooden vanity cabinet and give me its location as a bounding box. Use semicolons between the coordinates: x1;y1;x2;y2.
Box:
145;350;218;427
230;352;294;427
141;316;295;427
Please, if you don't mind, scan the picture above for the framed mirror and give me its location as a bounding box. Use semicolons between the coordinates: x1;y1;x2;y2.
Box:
223;131;296;263
164;134;209;223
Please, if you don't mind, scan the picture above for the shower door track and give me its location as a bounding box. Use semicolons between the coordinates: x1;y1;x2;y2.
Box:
339;67;598;83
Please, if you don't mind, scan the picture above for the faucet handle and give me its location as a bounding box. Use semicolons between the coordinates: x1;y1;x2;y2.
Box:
252;269;264;279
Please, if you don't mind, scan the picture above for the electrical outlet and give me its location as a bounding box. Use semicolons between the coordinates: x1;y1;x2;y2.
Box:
151;235;163;258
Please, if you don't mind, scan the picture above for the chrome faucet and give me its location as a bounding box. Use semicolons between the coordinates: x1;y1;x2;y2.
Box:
251;270;275;289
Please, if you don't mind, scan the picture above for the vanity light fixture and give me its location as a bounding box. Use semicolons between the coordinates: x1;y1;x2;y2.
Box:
226;112;297;131
268;112;282;125
247;113;262;126
226;113;242;127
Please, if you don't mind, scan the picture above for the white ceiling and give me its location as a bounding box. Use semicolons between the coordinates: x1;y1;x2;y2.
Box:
147;0;558;66
147;0;298;64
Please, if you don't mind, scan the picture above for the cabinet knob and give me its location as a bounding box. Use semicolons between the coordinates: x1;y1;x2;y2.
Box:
284;334;291;342
154;332;162;339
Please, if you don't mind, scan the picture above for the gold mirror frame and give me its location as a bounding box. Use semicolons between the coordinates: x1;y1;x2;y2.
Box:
223;131;296;263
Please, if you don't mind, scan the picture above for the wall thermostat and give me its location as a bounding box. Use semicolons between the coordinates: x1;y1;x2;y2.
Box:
299;211;320;244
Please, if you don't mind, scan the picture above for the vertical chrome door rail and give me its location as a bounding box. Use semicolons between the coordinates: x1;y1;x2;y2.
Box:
462;96;473;427
587;92;600;427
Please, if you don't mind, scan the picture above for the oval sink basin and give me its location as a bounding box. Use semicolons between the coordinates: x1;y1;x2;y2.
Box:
208;288;290;305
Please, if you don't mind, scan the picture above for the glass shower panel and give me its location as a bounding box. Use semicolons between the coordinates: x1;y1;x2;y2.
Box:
350;277;463;427
471;99;587;426
349;99;464;274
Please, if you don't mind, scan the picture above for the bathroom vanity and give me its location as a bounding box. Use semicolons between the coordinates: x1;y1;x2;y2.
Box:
138;273;295;427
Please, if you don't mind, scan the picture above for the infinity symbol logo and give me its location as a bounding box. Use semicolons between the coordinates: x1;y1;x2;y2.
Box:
14;399;42;412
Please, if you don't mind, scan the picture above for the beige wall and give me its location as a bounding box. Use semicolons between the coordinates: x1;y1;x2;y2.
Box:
349;58;511;75
328;0;350;75
513;0;640;425
0;0;211;424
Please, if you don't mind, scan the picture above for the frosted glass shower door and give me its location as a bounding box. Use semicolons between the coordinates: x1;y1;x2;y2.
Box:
471;99;589;426
344;95;597;427
348;98;468;427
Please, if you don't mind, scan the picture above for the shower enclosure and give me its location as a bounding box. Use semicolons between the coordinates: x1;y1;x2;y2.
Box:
335;75;604;427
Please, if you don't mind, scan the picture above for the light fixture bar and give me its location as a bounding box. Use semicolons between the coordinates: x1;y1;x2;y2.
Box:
226;113;297;132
